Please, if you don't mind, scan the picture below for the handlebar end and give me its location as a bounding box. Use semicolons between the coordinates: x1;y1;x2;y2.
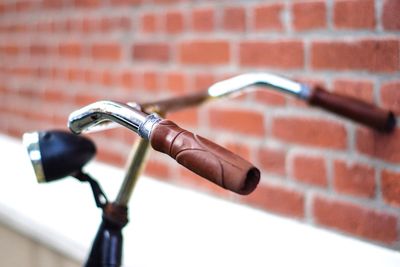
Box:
239;167;260;195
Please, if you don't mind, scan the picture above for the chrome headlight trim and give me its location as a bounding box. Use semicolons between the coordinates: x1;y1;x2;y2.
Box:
23;132;46;183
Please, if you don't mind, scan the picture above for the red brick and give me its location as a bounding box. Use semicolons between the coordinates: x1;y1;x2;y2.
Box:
15;1;35;12
30;44;49;55
381;170;400;207
311;39;399;72
0;4;6;14
381;81;400;115
52;114;70;129
153;0;182;4
167;107;198;127
67;68;84;82
273;117;347;149
36;21;52;32
119;70;138;91
121;126;140;144
132;43;169;62
50;68;61;79
43;88;69;103
192;73;216;91
240;41;304;69
1;45;20;56
382;0;400;30
179;41;230;65
96;148;126;167
81;69;95;83
165;10;184;33
35;67;51;78
257;146;286;176
313;196;398;243
252;89;286;106
98;17;128;32
223;7;246;32
208;107;265;137
333;160;375;198
292;155;327;187
165;72;187;94
356;127;400;164
292;76;326;88
141;12;158;33
103;128;128;140
51;20;63;32
292;1;326;31
333;79;374;103
81;17;97;33
74;0;100;8
74;92;99;106
7;127;26;139
191;8;215;32
58;42;82;57
63;19;77;32
143;71;159;91
91;43;121;61
12;67;34;76
222;141;251;161
100;17;128;32
110;0;141;5
100;70;115;86
144;158;172;181
334;0;375;29
99;17;113;32
253;3;283;31
42;0;63;8
241;183;305;218
19;87;40;99
84;69;96;83
116;16;131;31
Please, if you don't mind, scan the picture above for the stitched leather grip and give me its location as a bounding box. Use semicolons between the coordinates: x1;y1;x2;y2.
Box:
150;120;260;195
308;86;396;132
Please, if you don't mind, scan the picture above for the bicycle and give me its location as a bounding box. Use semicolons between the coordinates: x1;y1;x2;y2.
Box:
23;72;395;267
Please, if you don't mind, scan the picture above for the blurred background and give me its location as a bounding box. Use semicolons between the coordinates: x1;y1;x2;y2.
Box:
0;0;399;265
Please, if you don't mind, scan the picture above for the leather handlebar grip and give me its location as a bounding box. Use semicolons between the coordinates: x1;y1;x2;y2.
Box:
150;120;260;195
308;87;396;133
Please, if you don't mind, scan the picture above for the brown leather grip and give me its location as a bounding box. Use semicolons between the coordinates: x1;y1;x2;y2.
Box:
150;120;260;195
308;87;396;132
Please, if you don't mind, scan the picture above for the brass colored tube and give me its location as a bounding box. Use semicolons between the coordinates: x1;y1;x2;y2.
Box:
114;110;166;205
140;91;211;114
115;138;151;205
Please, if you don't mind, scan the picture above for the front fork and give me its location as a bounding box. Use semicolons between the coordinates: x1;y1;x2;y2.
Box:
84;203;128;267
85;138;151;267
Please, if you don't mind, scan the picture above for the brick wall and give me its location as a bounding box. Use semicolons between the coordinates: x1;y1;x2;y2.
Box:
0;0;399;249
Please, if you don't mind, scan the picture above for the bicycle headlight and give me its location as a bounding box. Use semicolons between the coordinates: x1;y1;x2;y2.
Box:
23;130;96;183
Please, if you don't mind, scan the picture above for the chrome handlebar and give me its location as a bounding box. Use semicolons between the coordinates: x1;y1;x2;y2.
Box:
70;72;309;134
68;101;161;140
207;73;310;99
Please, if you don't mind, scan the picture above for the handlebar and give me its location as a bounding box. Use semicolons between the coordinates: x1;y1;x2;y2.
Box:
206;73;396;132
69;101;260;195
307;86;395;132
86;73;395;133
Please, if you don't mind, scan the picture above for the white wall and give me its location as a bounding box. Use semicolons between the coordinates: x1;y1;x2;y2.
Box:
0;223;79;267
